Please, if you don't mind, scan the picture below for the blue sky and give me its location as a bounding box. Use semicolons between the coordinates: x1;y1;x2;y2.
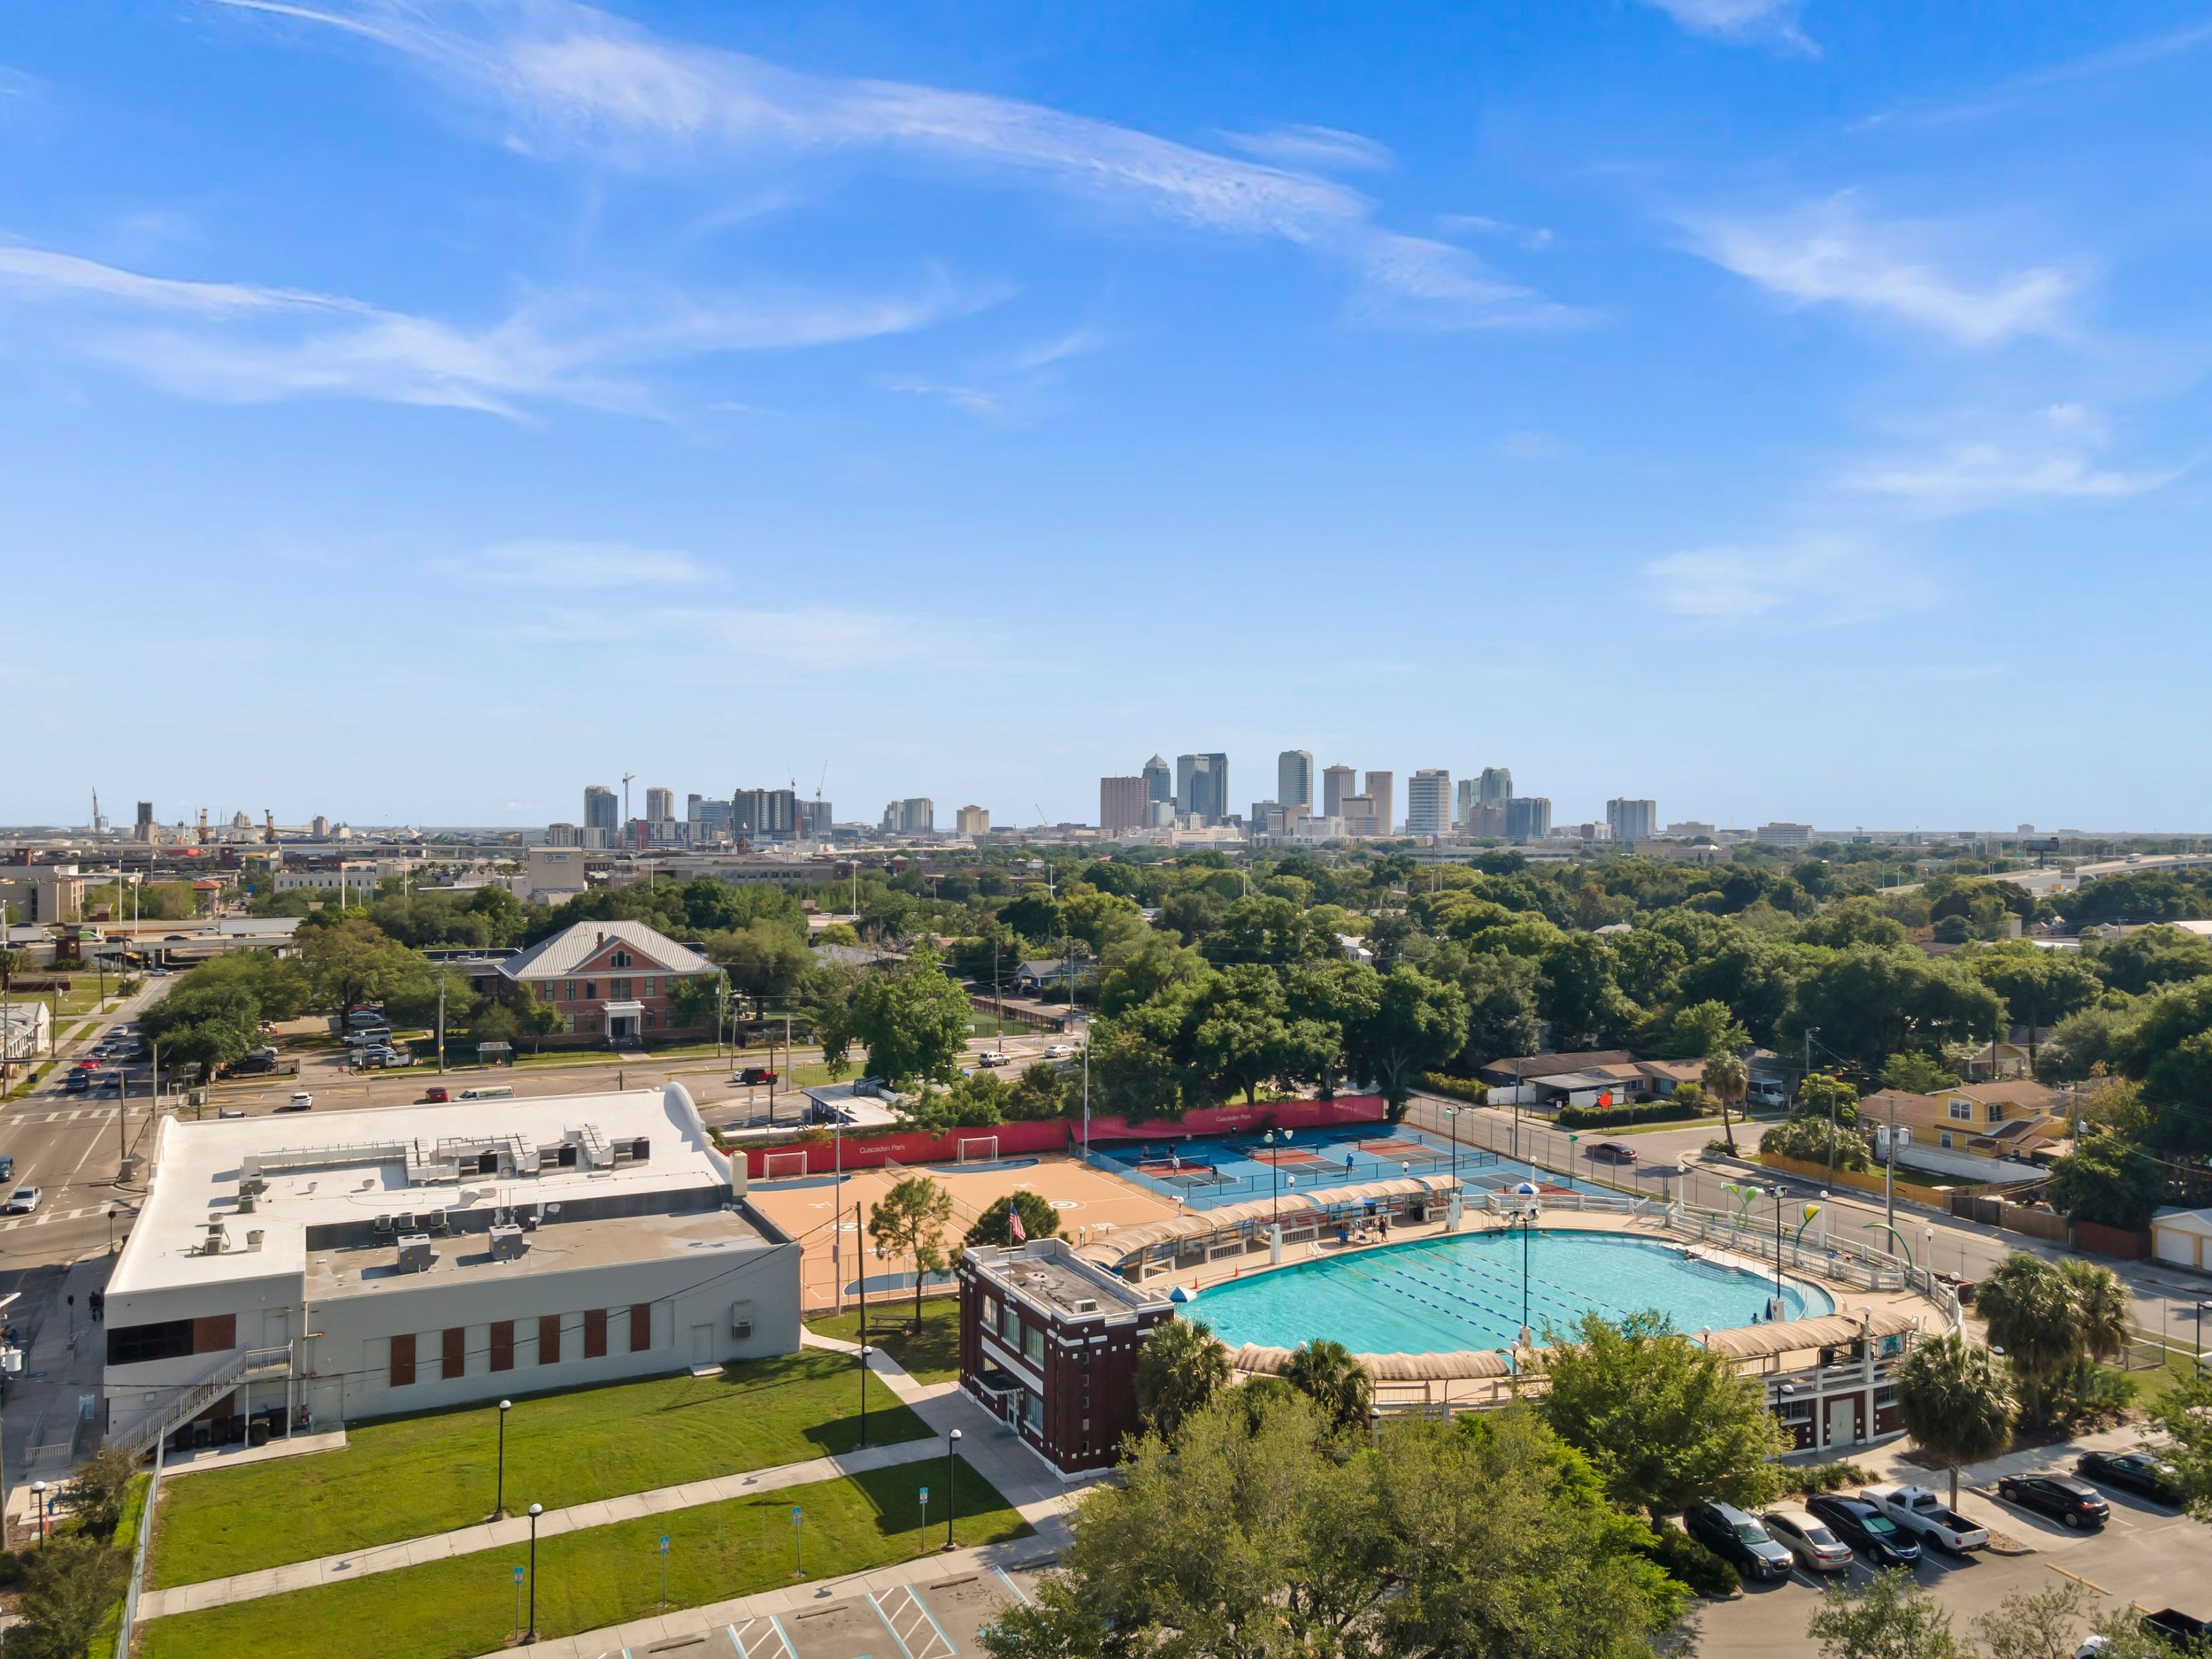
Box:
4;1;2209;832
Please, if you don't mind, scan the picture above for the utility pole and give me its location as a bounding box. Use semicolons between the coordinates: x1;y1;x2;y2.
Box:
1885;1089;1898;1245
436;980;446;1075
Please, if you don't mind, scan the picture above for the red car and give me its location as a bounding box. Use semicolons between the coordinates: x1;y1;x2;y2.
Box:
1585;1141;1638;1165
422;1087;449;1103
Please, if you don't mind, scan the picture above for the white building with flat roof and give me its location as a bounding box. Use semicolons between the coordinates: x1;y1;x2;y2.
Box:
102;1085;799;1457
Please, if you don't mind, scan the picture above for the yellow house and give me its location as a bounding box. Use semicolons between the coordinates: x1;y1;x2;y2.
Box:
1859;1081;2068;1164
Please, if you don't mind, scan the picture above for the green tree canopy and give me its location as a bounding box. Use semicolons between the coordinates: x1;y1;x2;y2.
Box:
1281;1338;1374;1439
962;1189;1061;1248
1340;964;1468;1118
1654;999;1750;1061
1132;1317;1230;1439
1893;1334;2015;1508
866;1173;955;1334
849;943;974;1087
1540;1309;1786;1522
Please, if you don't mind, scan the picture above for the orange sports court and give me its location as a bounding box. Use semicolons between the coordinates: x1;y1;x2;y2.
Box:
743;1147;1180;1315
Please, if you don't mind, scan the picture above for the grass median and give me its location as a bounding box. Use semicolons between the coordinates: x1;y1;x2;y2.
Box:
152;1349;927;1589
140;1456;1029;1659
805;1295;962;1384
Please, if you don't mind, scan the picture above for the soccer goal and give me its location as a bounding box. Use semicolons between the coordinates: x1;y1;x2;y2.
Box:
761;1149;810;1180
956;1135;1000;1165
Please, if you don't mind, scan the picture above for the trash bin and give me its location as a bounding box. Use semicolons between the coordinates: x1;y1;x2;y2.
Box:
248;1420;270;1448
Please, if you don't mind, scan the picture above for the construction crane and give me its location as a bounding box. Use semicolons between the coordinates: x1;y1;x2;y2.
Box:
263;810;279;845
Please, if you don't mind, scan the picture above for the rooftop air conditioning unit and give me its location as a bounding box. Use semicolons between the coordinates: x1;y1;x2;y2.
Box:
396;1234;434;1272
489;1224;527;1262
1071;1298;1099;1314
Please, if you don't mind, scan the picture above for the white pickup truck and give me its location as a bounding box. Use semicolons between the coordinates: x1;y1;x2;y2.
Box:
1861;1485;1988;1554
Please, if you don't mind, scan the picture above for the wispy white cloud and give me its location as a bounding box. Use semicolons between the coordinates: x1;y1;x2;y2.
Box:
1217;123;1393;175
1684;194;2087;345
879;375;1009;421
1441;213;1555;252
1841;442;2185;511
461;540;710;586
1495;430;1571;461
1636;0;1815;54
205;0;1574;329
1644;533;1926;620
0;241;972;416
1859;17;2212;130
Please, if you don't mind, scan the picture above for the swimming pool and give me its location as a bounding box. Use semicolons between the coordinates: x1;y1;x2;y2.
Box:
1185;1230;1834;1355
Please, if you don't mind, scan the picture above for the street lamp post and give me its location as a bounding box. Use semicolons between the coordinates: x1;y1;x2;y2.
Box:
525;1502;542;1643
941;1429;961;1551
858;1345;872;1449
1771;1189;1786;1304
1444;1106;1458;1186
495;1399;512;1519
31;1480;46;1548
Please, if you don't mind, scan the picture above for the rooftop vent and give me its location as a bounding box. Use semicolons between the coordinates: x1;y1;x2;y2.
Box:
396;1234;434;1273
1071;1298;1099;1314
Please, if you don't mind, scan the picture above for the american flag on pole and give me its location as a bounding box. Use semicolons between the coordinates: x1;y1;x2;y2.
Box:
1010;1208;1026;1242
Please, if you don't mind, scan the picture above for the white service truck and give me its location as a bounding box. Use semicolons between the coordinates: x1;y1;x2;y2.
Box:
1861;1484;1989;1554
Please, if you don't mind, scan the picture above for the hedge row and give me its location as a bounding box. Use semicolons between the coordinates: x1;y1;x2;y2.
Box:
1554;1099;1707;1131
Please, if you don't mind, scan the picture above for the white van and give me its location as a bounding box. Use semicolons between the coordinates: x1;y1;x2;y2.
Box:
457;1084;515;1102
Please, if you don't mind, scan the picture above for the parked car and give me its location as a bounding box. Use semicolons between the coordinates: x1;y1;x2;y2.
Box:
1760;1509;1854;1573
217;1107;247;1119
976;1050;1010;1068
1681;1501;1793;1583
423;1087;449;1103
0;1156;13;1183
1862;1484;1989;1553
1585;1141;1638;1165
1043;1044;1075;1061
279;1092;313;1112
4;1186;42;1216
1997;1473;2109;1530
2076;1449;2185;1507
734;1066;778;1087
2139;1609;2212;1650
1804;1494;1923;1568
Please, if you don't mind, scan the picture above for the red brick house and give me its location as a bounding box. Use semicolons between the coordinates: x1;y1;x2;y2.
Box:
492;921;718;1048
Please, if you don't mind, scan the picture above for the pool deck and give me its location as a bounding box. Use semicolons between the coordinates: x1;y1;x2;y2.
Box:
1150;1202;1940;1386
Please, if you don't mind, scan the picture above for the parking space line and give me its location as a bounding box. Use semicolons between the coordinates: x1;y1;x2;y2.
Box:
2047;1563;2110;1594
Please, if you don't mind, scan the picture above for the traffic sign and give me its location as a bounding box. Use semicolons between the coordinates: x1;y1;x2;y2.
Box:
918;1486;928;1504
513;1567;524;1584
791;1505;803;1524
659;1535;670;1555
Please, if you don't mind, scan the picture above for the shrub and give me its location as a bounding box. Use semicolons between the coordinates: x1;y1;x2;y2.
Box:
1784;1460;1874;1496
1641;1523;1739;1598
1419;1073;1489;1105
2042;1359;2137;1432
1556;1099;1702;1131
1761;1117;1872;1172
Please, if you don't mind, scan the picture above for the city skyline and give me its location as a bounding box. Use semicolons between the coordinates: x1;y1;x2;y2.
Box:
6;4;2211;827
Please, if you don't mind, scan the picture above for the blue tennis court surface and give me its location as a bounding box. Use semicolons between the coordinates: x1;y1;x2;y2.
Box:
1091;1123;1600;1210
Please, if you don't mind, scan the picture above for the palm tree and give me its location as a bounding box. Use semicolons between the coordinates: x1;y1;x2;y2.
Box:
1976;1254;2082;1423
2058;1258;2131;1364
1281;1338;1373;1438
1133;1316;1230;1440
1702;1051;1749;1155
1893;1333;2016;1507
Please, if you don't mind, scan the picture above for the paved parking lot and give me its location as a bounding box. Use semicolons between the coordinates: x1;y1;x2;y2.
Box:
568;1562;1043;1659
1694;1478;2208;1654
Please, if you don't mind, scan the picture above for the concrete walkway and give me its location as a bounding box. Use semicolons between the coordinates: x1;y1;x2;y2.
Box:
140;1339;1082;1621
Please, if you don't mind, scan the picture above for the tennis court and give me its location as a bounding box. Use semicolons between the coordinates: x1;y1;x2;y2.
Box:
1094;1124;1600;1211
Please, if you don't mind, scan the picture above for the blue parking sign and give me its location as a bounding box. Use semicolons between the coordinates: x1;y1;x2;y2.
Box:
659;1535;670;1555
513;1567;524;1584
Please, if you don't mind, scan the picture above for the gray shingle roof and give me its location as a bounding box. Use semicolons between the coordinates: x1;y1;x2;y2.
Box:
500;920;716;982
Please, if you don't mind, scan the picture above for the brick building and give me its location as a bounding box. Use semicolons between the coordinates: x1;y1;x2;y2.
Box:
957;1237;1174;1475
488;920;718;1048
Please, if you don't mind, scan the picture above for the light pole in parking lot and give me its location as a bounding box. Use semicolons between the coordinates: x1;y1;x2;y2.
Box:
941;1429;961;1551
495;1399;512;1519
525;1502;542;1643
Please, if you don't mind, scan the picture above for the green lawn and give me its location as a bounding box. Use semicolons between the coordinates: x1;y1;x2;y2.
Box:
151;1351;928;1589
805;1296;962;1385
2122;1343;2207;1409
140;1458;1029;1659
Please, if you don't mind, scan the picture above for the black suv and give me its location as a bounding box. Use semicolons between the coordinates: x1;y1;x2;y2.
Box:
1804;1494;1924;1568
2077;1450;2185;1508
1997;1473;2109;1530
1682;1502;1793;1582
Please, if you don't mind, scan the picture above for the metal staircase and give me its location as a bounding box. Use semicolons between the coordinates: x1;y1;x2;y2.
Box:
109;1345;291;1461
